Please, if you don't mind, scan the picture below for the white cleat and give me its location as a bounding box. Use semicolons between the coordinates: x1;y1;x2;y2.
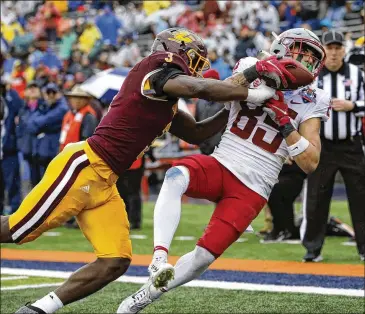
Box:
117;281;154;314
148;261;175;289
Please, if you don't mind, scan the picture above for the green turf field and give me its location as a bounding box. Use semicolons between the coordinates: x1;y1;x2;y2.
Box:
1;200;361;264
1;200;363;314
1;277;364;314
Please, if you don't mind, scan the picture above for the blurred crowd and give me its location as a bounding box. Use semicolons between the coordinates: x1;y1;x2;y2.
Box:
1;0;364;217
2;0;364;96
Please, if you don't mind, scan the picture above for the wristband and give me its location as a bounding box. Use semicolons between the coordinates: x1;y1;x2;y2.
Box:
288;136;310;157
279;122;296;138
242;65;259;83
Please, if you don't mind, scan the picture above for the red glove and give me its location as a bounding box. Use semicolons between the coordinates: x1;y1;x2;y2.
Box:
255;56;297;89
263;91;291;126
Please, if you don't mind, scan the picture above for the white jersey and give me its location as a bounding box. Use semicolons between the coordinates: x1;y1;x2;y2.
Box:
211;57;331;200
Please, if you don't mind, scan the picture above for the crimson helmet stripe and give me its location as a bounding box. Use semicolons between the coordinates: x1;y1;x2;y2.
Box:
10;151;90;243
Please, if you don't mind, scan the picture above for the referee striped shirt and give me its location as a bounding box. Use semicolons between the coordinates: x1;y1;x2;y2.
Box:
315;62;364;141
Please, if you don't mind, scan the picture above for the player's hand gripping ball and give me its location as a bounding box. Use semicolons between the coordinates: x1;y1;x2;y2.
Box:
261;57;314;90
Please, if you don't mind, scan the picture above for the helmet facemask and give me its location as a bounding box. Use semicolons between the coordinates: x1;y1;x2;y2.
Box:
185;48;210;77
271;32;326;78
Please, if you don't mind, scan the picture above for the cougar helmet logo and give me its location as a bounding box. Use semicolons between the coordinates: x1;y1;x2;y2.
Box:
168;30;195;44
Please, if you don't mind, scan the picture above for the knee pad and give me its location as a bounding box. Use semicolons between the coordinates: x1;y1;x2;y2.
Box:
164;166;190;194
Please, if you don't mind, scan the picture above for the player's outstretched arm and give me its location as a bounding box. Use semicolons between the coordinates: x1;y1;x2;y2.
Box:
169;108;229;145
163;74;275;103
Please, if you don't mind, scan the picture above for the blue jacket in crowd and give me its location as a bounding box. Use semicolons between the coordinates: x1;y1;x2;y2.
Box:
95;7;122;46
210;58;232;80
16;99;43;160
26;97;68;161
2;89;23;156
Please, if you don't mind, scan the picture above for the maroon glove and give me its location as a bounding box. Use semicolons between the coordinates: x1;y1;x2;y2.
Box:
263;91;291;126
243;56;297;89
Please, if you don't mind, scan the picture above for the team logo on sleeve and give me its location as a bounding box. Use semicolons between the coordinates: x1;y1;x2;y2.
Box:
299;87;317;104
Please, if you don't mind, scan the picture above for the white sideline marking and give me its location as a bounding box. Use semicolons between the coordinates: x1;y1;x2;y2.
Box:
2;283;62;291
44;232;62;237
175;236;195;241
1;276;29;281
342;241;357;247
1;268;363;297
129;235;147;239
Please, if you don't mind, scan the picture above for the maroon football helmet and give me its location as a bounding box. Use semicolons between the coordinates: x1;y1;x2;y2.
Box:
151;28;210;77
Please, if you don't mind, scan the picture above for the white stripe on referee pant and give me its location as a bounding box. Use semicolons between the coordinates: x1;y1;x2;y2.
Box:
12;153;88;241
299;178;308;241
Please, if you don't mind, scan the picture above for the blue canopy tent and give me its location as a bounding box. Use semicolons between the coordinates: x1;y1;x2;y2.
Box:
80;67;130;104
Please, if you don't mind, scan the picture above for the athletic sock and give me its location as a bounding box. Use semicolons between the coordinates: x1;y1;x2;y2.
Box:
32;292;64;313
154;166;190;252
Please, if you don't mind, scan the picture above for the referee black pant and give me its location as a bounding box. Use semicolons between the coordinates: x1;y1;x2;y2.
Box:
268;163;306;236
302;135;365;256
116;167;144;229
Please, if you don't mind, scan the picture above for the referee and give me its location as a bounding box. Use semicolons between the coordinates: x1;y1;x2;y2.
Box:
301;31;365;262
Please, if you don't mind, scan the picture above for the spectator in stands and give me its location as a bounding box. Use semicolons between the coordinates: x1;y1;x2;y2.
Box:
27;83;68;183
78;20;102;54
256;1;280;34
16;81;43;187
234;25;258;61
10;60;28;98
194;69;224;155
1;19;24;45
58;23;78;62
36;1;61;42
79;54;95;79
143;1;171;16
67;50;83;75
60;85;98;151
95;5;123;47
109;34;141;68
38;46;62;70
0;77;23;214
207;48;231;80
33;63;51;89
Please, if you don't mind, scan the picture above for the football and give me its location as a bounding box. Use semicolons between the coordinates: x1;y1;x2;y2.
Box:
265;58;314;90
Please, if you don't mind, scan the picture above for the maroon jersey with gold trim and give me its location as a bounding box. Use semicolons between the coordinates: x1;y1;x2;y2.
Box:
87;52;191;176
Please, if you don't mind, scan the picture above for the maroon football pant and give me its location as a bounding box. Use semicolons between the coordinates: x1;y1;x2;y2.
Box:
174;155;266;257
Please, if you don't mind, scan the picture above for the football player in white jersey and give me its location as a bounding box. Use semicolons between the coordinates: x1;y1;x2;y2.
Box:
117;28;331;313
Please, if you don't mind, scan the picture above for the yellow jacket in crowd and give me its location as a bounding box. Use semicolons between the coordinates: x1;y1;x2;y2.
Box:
78;23;102;53
143;1;171;15
1;21;24;43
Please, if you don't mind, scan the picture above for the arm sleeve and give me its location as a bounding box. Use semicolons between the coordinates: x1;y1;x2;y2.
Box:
150;67;186;97
80;113;99;140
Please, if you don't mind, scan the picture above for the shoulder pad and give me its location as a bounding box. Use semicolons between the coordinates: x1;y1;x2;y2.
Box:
233;57;258;74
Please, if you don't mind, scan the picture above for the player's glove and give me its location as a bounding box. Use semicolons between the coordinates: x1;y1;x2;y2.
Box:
243;56;297;89
263;91;296;138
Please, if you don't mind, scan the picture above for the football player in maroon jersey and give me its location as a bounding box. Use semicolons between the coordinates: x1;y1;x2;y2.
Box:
3;28;299;314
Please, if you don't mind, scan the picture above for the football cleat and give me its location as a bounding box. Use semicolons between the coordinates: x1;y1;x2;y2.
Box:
117;280;155;314
15;303;45;314
148;260;175;289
